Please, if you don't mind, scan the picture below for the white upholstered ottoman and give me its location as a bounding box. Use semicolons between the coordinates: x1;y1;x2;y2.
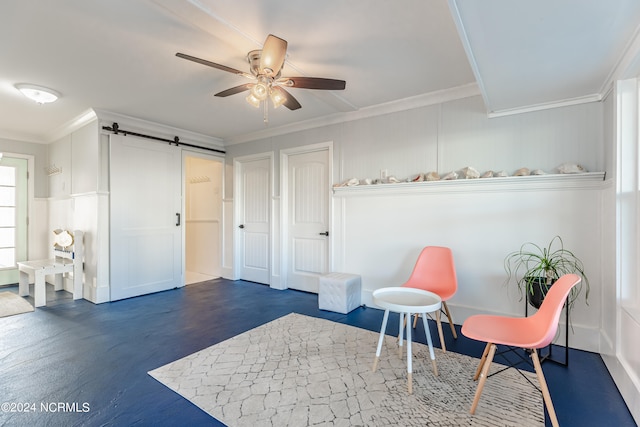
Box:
318;273;362;314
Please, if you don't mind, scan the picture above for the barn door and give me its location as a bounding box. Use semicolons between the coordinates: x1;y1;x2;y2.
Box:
109;134;182;300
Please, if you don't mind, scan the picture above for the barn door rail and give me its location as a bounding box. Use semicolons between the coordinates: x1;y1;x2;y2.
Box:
102;122;225;154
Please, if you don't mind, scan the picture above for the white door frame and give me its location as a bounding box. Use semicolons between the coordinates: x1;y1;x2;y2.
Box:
182;149;225;282
0;152;34;284
280;141;333;290
233;151;274;285
1;153;34;258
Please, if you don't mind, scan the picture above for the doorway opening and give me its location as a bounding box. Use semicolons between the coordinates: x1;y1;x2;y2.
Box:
184;154;223;285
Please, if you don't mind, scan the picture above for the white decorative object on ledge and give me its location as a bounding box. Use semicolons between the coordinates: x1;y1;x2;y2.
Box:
332;172;606;196
426;171;440;181
442;171;458;180
513;167;530;176
410;173;424;182
460;166;480;179
333;177;360;187
558;163;587;174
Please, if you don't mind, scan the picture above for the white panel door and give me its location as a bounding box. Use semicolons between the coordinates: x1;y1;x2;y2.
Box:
287;149;330;292
109;135;182;301
238;157;270;284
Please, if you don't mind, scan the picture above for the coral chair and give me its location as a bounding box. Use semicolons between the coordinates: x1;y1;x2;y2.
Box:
402;246;458;352
461;273;581;427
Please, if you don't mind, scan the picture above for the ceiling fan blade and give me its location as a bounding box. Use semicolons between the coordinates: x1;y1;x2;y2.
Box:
176;52;253;79
278;77;346;90
214;83;254;97
275;87;302;110
260;34;287;77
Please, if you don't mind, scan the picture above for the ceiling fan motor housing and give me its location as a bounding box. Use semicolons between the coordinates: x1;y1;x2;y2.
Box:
247;50;281;77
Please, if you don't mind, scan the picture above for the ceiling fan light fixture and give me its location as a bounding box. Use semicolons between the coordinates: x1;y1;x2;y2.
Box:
246;93;261;108
15;83;60;104
270;88;287;109
251;82;269;101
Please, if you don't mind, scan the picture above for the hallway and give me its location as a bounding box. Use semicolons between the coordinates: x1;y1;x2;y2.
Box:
0;280;634;426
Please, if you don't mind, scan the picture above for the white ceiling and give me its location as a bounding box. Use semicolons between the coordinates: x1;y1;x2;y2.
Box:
1;0;639;144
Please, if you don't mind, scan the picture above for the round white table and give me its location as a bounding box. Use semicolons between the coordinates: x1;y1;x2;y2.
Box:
371;286;442;394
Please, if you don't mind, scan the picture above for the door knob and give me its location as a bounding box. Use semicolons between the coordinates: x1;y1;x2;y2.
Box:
239;224;245;229
319;231;329;236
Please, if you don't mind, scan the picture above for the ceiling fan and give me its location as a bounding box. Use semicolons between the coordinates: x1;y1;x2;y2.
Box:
176;34;346;122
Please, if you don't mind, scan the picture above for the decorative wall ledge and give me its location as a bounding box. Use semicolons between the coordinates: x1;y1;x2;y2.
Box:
332;172;606;196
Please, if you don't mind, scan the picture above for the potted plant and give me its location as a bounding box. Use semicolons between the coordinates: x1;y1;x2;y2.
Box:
504;235;589;310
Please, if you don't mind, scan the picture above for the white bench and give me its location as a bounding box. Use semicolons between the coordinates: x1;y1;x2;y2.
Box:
17;230;84;307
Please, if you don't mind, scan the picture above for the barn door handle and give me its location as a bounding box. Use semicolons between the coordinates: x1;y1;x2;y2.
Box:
176;213;181;226
319;231;329;236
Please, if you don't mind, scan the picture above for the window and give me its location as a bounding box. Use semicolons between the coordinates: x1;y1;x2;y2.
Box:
617;78;640;318
0;165;16;269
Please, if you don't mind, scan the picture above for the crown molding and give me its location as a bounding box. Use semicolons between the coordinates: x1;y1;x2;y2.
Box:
94;109;224;149
603;20;640;86
487;93;603;118
224;83;481;145
0;129;48;144
47;109;98;142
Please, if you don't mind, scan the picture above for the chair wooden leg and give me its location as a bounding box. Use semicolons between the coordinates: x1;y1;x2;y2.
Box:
473;342;491;381
531;349;560;427
470;343;496;415
442;301;457;339
412;313;418;328
435;309;447;353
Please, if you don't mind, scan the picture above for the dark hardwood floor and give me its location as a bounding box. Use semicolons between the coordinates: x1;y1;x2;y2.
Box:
0;279;635;426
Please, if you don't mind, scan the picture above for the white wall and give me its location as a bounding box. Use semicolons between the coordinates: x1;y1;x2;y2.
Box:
225;93;605;352
333;175;604;352
0;138;48;198
46;120;106;302
227;95;602;188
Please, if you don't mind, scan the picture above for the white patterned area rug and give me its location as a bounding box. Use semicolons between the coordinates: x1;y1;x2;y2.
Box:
149;313;543;426
0;291;34;318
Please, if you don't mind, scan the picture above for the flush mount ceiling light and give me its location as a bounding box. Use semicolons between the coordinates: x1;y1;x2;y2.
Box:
15;83;61;104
